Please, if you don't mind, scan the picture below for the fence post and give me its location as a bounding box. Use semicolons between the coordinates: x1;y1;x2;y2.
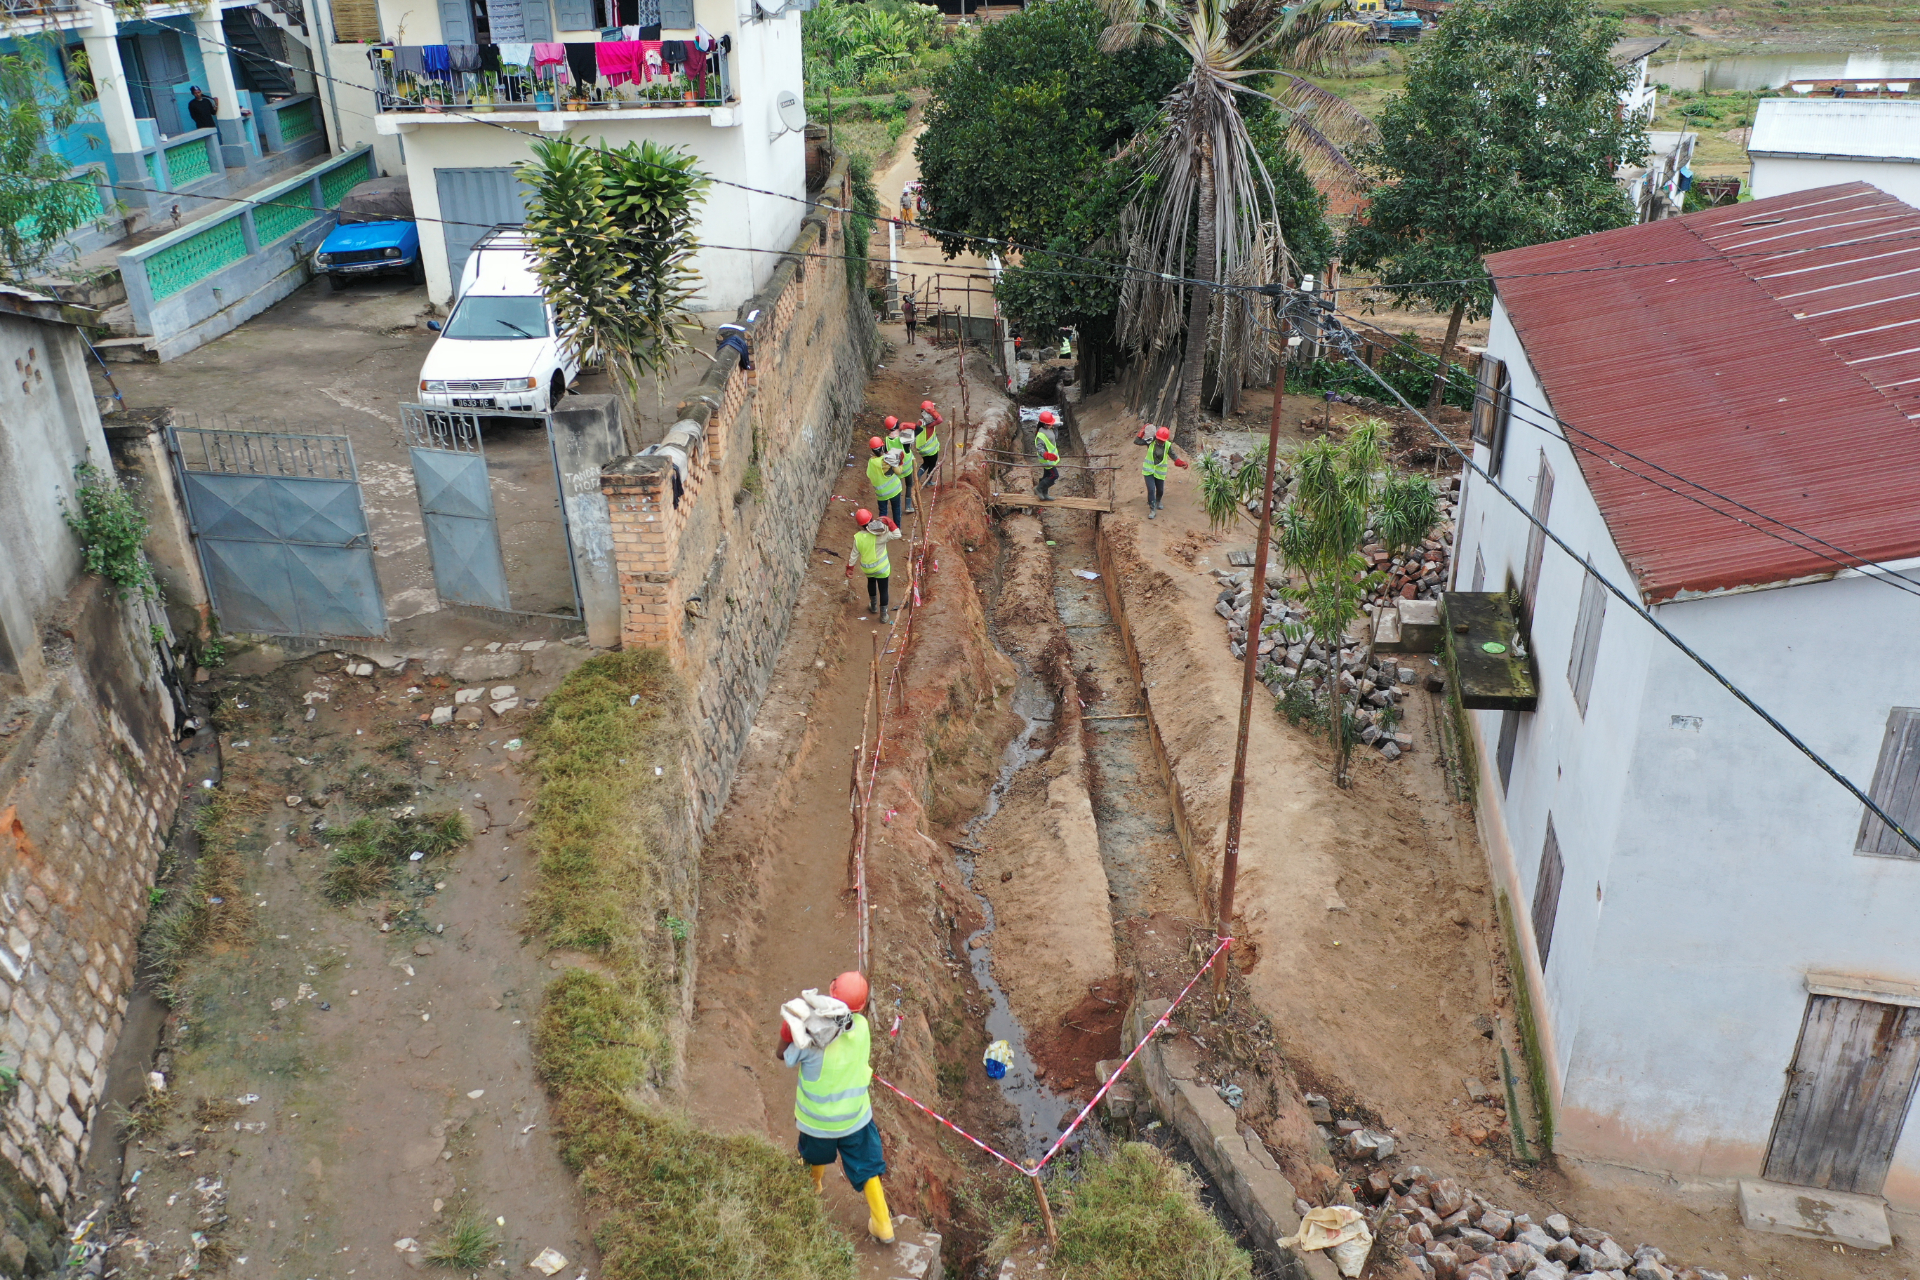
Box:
239;205;262;257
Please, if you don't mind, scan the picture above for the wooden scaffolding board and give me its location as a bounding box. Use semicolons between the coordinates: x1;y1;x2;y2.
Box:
987;492;1114;513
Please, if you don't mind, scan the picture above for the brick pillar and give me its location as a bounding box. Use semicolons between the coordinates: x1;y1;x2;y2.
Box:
601;454;682;658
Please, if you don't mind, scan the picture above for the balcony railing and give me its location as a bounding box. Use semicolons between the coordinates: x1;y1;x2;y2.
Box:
369;46;730;114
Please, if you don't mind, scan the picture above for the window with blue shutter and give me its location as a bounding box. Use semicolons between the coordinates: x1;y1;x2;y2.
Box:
437;0;474;45
521;0;553;41
659;0;693;30
552;0;592;32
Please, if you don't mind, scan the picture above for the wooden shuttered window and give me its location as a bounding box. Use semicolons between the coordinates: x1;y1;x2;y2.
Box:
1532;818;1565;967
553;0;595;32
1857;708;1920;858
329;0;382;42
1567;563;1607;717
1520;455;1553;627
659;0;693;28
1472;354;1513;476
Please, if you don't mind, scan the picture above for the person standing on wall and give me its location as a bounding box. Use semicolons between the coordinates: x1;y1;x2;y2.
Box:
845;508;902;623
867;434;905;528
1133;424;1186;519
1033;410;1061;502
778;971;896;1244
914;400;942;490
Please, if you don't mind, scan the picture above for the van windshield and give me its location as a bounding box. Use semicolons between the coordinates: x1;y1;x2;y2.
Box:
444;295;548;340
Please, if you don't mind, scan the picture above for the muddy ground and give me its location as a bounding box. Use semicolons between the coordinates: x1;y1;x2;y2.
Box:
79;638;600;1278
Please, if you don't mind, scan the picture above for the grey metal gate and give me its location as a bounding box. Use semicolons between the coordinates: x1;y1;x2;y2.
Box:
168;427;388;639
401;405;512;611
433;167;528;288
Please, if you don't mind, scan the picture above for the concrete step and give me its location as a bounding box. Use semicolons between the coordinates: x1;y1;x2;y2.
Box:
101;302;137;337
1737;1178;1892;1251
856;1215;941;1280
94;335;158;364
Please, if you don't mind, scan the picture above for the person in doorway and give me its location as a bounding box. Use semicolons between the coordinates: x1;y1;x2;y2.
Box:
845;508;902;622
867;435;904;527
187;86;219;132
1033;410;1060;501
901;294;917;345
1133;424;1187;519
779;970;894;1243
914;400;942;488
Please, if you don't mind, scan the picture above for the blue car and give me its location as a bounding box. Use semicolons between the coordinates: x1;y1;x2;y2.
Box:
315;178;424;291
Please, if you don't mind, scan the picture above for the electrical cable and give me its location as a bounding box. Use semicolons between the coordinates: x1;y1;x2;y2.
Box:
1307;307;1920;857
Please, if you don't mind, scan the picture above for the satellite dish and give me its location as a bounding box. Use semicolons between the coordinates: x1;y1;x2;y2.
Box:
772;91;807;139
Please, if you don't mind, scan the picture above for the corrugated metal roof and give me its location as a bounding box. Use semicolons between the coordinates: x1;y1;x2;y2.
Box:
1485;182;1920;603
1749;99;1920;163
1609;36;1670;65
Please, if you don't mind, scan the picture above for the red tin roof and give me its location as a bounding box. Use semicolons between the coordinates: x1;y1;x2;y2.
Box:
1485;182;1920;603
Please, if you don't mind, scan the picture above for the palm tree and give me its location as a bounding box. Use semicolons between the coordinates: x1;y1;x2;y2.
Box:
1103;0;1371;443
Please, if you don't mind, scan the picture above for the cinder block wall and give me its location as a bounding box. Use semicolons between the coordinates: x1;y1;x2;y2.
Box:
1;580;185;1231
603;158;877;833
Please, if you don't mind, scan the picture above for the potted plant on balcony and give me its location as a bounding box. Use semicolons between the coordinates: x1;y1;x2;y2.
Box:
469;72;497;111
564;80;592;111
420;80;450;112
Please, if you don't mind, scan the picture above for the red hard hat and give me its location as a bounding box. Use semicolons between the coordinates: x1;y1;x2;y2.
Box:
830;970;869;1013
1039;411;1057;425
1156;427;1170;441
855;508;873;525
869;436;883;450
884;415;898;429
921;400;936;412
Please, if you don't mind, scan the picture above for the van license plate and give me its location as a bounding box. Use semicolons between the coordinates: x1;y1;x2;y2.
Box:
453;398;496;408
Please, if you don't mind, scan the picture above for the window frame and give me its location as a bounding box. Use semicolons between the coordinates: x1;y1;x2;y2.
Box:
1856;708;1920;859
1532;818;1565;967
1567;561;1607;717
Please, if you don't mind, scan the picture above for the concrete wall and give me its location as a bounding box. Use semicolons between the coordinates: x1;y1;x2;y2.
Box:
1455;298;1920;1205
1748;157;1920;208
101;409;214;640
602;158;875;833
547;397;628;649
0;307;186;1233
374;0;807;308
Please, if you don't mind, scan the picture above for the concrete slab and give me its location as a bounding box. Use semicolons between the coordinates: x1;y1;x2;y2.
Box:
858;1216;941;1280
1737;1178;1893;1251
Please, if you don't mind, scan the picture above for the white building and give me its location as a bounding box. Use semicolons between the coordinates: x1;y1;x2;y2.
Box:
1618;128;1695;223
324;0;808;305
1748;97;1920;207
1453;181;1920;1220
1611;35;1667;120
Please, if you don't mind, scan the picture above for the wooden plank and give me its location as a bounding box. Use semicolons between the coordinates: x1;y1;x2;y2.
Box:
987;493;1113;512
1531;820;1564;966
1765;995;1920;1193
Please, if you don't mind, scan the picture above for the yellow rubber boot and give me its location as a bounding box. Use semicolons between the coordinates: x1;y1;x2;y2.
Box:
862;1177;895;1244
808;1164;826;1193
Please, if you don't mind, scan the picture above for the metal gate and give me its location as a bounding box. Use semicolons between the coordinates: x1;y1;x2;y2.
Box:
168;426;388;639
433;167;528;288
402;405;513;611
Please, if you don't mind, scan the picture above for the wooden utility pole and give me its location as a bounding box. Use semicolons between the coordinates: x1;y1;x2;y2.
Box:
1215;306;1289;1001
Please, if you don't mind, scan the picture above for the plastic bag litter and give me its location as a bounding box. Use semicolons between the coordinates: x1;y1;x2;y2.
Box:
983;1039;1013;1080
1280;1205;1372;1278
781;990;852;1050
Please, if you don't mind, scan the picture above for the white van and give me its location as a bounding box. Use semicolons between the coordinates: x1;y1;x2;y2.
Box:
416;227;580;412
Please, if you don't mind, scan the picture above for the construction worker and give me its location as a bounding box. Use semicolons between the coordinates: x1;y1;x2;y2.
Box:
779;970;895;1244
885;415;919;514
846;507;902;622
1133;424;1187;519
867;435;904;527
914;400;942;487
1033;410;1061;501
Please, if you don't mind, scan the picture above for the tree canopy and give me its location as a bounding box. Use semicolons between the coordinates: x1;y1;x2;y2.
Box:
1;44;106;282
1342;0;1648;322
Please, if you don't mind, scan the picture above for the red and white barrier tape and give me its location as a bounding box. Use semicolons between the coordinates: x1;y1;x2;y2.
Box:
874;1074;1030;1174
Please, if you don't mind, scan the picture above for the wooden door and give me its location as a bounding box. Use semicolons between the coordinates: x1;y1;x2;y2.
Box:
1763;995;1920;1194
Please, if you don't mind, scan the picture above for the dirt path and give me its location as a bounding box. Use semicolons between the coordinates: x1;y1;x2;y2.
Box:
87;642;600;1278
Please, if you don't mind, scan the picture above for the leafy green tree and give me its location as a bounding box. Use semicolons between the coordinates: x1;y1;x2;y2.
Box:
518;137;708;428
1342;0;1646;412
1275;419;1435;786
1;45;106;281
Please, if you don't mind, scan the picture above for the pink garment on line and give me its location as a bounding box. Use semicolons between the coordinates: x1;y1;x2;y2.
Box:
532;42;566;64
596;40;642;86
638;40;665;83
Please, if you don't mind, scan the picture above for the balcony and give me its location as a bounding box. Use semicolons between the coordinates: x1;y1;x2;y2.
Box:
368;47;732;126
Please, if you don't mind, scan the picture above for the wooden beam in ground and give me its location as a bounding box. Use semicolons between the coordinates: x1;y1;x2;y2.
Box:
987;493;1113;512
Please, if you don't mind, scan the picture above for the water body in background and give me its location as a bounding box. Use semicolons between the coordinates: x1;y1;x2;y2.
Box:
1654;49;1920;92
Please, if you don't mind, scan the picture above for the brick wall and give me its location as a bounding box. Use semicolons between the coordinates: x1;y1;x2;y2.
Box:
1;578;184;1248
603;159;877;835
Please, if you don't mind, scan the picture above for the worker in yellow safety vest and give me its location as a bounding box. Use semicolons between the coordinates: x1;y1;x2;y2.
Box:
845;506;902;622
866;435;905;527
884;415;920;515
1033;410;1060;501
914;400;943;487
778;971;895;1244
1132;424;1187;519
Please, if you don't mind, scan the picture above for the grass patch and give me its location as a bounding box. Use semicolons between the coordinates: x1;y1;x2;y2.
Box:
144;791;256;1000
425;1210;501;1269
991;1145;1251;1280
323;811;469;902
527;651;854;1280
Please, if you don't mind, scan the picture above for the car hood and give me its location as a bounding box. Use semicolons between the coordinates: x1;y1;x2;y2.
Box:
321;220;416;253
419;335;551;381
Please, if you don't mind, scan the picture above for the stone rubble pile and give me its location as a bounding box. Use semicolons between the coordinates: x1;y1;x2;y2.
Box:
1361;475;1461;611
1209;567;1422;762
1367;1166;1729;1280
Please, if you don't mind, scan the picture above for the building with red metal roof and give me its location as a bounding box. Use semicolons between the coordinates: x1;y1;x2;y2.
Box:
1447;182;1920;1230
